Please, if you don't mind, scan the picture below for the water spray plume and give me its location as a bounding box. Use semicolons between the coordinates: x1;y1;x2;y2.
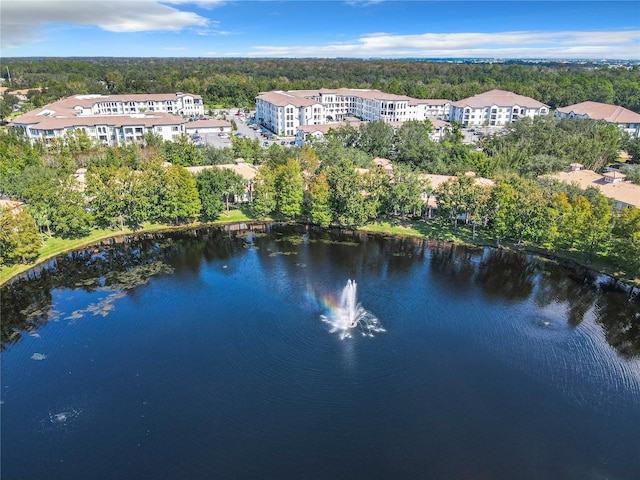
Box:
321;279;385;339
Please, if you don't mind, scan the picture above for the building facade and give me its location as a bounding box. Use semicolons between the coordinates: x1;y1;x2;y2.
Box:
256;88;451;136
10;93;204;146
449;89;549;127
555;101;640;138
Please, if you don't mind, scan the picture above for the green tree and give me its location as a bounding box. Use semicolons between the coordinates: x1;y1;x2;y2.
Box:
86;166;129;230
395;120;443;170
361;165;391;218
298;145;320;189
329;124;359;148
496;176;552;245
275;159;304;219
196;167;246;219
488;181;516;245
0;207;41;265
325;159;369;226
467;183;491;240
435;175;474;232
306;171;332;227
621;135;640;164
357;120;394;158
388;164;424;220
160;135;205;167
232;137;262;164
561;195;593;251
611;207;640;277
252;166;277;219
86;165;161;230
547;192;573;250
583;193;612;260
466;150;499;179
0;93;19;122
19;166;91;238
0;131;43;196
160;165;201;224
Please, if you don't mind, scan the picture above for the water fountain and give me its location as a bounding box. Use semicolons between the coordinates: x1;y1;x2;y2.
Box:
321;279;385;339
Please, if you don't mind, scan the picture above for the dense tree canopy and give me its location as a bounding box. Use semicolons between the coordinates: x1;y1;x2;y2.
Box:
2;58;638;112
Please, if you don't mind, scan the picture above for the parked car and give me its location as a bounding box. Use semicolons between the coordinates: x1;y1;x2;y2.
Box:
218;133;229;138
234;132;243;137
263;141;269;146
280;140;286;145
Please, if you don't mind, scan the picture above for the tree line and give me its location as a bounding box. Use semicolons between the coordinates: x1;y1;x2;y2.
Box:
2;58;639;112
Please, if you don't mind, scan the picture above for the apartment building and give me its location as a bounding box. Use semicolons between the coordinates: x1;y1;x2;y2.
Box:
255;88;444;136
60;93;204;117
555;101;640;138
449;89;549;127
257;87;550;135
10;93;204;146
407;98;451;120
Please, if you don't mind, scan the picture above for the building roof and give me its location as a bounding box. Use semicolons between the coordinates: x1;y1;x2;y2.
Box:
546;169;640;208
10;93;201;126
256;91;321;108
408;98;451;106
257;88;417;108
428;118;450;129
419;173;495;190
185;163;259;182
373;157;392;167
555;101;640;124
11;112;185;130
452;89;548;109
297;122;364;135
0;199;24;213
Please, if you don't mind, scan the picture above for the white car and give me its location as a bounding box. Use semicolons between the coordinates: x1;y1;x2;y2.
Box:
218;133;229;139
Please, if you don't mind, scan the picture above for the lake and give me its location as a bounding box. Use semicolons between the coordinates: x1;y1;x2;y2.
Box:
2;224;639;479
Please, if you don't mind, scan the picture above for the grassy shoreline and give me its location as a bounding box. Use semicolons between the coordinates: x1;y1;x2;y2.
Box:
0;210;252;286
2;213;638;288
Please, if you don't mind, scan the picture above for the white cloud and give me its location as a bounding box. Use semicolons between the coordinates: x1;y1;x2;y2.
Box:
252;30;640;59
1;0;211;48
163;0;226;7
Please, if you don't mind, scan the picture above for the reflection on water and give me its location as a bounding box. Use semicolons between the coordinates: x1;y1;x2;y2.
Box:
2;224;638;358
1;223;639;480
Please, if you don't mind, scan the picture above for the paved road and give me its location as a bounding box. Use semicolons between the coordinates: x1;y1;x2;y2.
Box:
201;111;296;149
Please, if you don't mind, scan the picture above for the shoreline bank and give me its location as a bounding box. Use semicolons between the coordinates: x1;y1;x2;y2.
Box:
2;218;638;292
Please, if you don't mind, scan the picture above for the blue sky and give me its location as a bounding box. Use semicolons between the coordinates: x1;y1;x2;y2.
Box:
1;1;639;59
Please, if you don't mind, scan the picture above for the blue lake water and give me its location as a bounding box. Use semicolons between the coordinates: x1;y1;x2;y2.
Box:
2;224;639;479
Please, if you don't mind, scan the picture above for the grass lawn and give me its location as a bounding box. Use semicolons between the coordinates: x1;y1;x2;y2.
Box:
2;212;637;288
361;217;491;246
361;217;639;287
0;210;253;286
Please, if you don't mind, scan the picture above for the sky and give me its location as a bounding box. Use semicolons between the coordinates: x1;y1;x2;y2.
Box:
1;0;639;59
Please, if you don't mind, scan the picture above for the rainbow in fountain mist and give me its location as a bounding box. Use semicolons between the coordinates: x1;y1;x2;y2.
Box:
313;279;385;339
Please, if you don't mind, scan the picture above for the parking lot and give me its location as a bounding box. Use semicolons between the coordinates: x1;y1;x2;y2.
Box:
198;110;296;149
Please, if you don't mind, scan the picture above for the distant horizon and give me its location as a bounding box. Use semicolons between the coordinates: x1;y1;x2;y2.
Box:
1;1;638;60
2;56;638;63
